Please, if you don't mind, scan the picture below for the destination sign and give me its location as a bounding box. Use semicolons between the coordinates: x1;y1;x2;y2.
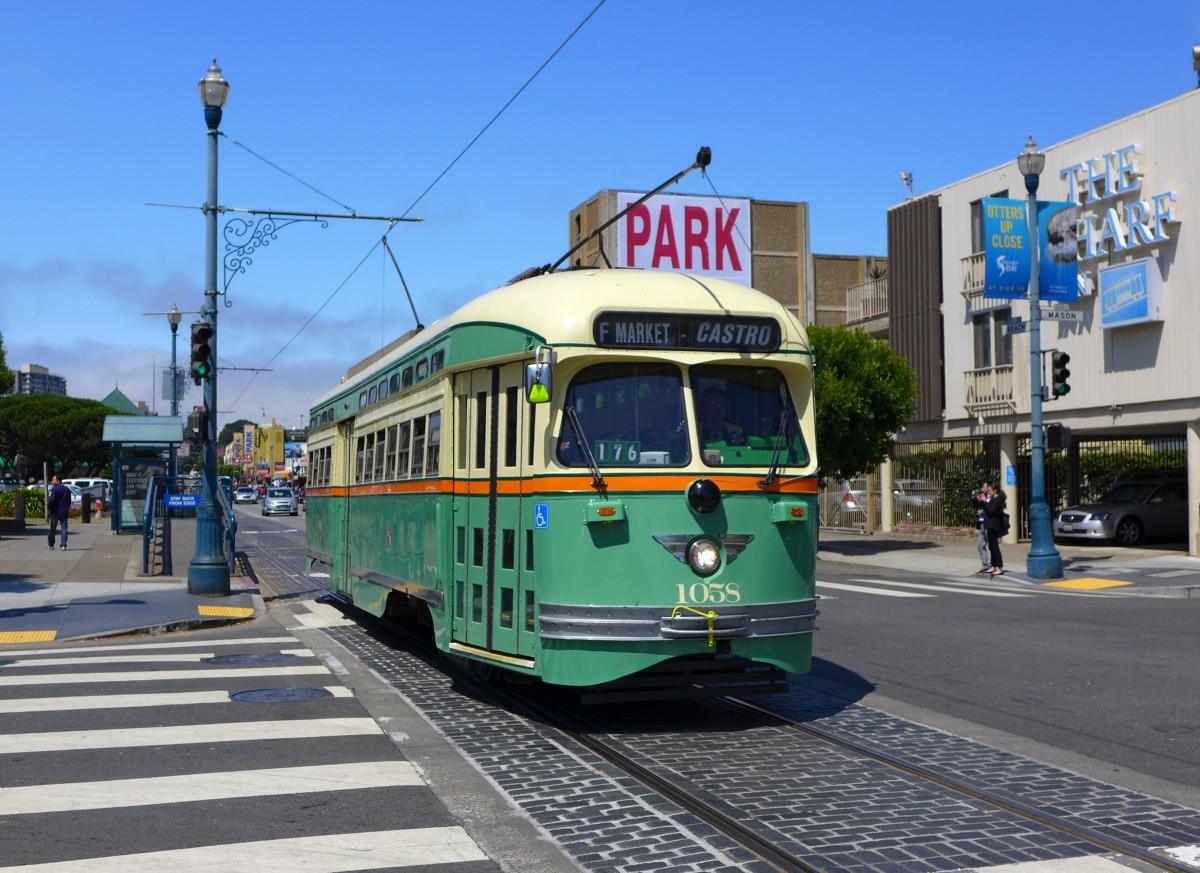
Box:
593;311;781;352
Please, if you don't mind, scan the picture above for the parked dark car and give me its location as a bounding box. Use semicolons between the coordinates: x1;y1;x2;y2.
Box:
1054;479;1188;546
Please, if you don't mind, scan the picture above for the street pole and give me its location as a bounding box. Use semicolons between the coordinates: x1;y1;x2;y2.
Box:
1018;136;1063;580
168;304;181;478
188;60;231;596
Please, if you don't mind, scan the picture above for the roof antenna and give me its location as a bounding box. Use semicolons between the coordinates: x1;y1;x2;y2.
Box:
516;147;713;282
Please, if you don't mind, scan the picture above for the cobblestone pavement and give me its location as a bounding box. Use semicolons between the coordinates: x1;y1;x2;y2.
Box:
250;525;1199;872
321;618;1199;873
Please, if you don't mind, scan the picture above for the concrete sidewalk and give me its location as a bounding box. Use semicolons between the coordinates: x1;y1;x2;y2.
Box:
0;515;260;644
818;527;1200;596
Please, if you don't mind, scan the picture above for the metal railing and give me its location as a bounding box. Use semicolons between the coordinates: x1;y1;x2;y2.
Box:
961;251;985;298
964;365;1016;416
846;276;888;324
142;476;236;576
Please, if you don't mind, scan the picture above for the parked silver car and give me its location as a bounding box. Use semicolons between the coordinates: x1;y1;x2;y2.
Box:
1054;479;1188;546
261;486;299;516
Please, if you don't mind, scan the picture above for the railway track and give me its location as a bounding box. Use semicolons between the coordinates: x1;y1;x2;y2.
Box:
243;523;1200;873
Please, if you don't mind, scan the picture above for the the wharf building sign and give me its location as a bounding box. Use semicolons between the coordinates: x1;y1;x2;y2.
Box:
1060;144;1178;328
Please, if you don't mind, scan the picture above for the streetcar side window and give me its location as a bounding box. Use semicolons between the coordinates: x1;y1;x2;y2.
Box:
362;432;376;482
397;422;411;479
411;417;427;477
689;365;810;468
427;412;441;475
355;435;366;482
504;386;518;468
556;362;688;467
372;428;386;481
384;425;397;479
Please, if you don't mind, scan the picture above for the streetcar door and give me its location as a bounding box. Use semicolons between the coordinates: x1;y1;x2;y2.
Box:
330;417;355;598
449;364;527;655
489;362;527;656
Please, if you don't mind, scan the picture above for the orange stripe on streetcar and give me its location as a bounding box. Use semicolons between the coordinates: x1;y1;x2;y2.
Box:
309;474;817;498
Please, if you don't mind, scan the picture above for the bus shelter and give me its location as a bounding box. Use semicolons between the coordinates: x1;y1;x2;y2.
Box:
102;416;184;534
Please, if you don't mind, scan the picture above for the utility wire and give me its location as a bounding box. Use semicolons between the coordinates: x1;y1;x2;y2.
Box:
222;133;357;213
389;0;607;229
225;0;606;418
223;239;383;415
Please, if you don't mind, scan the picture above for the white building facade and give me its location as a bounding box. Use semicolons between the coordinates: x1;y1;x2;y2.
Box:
887;88;1199;555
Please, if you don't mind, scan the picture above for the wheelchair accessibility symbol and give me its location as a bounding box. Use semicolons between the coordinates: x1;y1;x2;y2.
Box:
533;503;549;529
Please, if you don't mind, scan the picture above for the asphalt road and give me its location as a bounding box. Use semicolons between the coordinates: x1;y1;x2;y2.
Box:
808;556;1200;800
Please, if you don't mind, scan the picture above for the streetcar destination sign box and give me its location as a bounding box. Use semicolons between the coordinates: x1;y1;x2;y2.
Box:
592;311;781;352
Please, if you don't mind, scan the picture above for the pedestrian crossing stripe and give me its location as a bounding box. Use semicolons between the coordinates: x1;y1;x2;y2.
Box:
0;761;425;816
0;630;56;644
197;604;255;617
1042;578;1131;590
0;827;487;871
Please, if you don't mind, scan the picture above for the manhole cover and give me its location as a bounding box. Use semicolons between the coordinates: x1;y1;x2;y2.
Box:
202;653;301;666
230;688;332;703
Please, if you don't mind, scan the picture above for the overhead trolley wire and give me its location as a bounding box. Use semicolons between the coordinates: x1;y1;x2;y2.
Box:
224;0;608;417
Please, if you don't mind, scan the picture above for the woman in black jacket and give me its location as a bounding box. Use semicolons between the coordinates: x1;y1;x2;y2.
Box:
981;481;1007;575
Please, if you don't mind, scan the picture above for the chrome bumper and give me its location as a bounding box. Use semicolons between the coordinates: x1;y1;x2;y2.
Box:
538;599;817;641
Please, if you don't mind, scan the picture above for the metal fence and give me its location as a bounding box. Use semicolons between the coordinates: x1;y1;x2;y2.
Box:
820;434;1184;540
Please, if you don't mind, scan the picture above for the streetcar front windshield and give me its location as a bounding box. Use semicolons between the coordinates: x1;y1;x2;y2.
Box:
557;362;690;466
690;365;808;468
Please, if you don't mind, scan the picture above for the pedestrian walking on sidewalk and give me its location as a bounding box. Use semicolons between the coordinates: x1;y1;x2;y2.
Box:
47;474;71;550
969;486;990;573
981;481;1007;575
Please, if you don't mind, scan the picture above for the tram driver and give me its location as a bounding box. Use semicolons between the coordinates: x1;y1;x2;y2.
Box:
698;386;745;447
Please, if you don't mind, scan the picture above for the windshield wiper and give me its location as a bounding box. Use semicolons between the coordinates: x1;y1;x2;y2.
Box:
757;405;793;488
564;406;607;490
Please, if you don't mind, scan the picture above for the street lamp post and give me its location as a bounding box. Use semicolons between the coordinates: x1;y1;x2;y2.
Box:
1018;136;1063;580
188;60;232;596
167;303;182;478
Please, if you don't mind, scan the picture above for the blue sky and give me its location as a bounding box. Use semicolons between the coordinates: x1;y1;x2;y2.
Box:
3;1;1199;432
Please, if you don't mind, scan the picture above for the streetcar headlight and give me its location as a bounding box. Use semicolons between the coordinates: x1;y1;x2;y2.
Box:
688;537;722;577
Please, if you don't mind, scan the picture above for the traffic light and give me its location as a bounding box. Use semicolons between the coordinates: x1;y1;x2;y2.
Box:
190;322;214;385
1046;423;1072;453
1050;351;1071;398
186;407;207;440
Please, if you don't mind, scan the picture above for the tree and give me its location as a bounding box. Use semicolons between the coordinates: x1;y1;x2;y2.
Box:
808;324;919;483
0;394;125;479
219;418;254;447
0;331;15;396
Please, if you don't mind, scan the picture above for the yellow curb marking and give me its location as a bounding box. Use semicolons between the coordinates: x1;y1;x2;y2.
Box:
0;631;58;644
1042;577;1132;590
197;605;255;618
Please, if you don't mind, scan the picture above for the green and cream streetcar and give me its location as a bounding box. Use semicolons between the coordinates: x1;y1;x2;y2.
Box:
306;267;819;697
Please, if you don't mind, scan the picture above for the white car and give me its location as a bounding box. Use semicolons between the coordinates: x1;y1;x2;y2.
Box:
64;483;83;510
234;487;258;504
261;487;299;516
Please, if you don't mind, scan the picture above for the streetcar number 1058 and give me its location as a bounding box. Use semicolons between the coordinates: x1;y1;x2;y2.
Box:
677;582;741;604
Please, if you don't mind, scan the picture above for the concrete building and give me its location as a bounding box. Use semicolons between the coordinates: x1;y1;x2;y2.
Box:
884;85;1200;555
15;364;67;396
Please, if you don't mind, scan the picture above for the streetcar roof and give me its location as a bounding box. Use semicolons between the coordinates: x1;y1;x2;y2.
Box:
312;269;809;410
